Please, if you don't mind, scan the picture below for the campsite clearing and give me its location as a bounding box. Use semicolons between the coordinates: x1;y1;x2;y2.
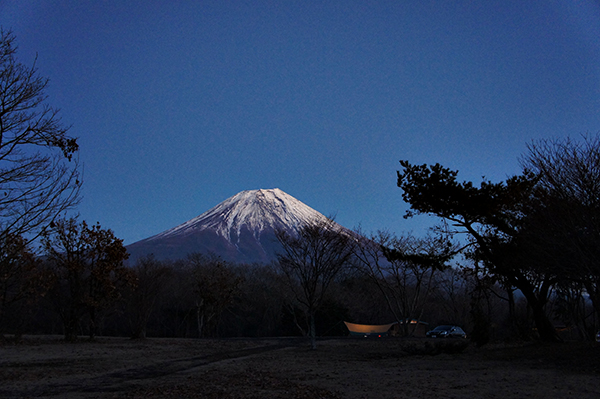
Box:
1;336;599;398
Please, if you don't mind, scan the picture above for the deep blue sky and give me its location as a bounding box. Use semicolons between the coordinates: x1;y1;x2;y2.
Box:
2;1;599;245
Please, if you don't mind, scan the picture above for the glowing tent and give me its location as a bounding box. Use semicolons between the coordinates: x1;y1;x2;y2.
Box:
344;321;398;337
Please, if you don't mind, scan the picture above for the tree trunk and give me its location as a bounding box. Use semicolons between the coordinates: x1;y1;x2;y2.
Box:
130;319;147;339
62;302;82;342
64;315;78;342
512;272;562;343
197;309;204;338
583;280;600;335
531;302;562;342
519;282;562;342
309;312;317;350
506;287;521;338
89;306;96;340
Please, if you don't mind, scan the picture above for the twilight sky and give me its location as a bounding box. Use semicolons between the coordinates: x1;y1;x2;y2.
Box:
2;1;599;245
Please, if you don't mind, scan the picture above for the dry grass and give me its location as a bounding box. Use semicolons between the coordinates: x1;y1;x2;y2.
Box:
1;335;599;398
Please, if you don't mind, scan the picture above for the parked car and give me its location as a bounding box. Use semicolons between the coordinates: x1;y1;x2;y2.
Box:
426;325;467;338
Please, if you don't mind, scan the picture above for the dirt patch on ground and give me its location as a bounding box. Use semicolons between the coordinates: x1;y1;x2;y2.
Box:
1;336;599;398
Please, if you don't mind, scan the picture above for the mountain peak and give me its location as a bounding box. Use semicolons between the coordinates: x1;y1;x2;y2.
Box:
151;188;326;242
127;188;333;264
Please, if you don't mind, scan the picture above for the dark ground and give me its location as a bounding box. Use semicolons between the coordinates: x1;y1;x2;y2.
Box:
1;336;599;398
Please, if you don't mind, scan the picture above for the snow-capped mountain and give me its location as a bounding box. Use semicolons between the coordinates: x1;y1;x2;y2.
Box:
126;188;339;264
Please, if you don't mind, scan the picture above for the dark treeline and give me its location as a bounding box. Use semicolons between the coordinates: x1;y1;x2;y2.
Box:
1;218;595;345
0;247;473;341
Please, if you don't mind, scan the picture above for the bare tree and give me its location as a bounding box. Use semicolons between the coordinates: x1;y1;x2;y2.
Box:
521;135;600;337
432;266;471;328
232;263;289;337
0;30;80;245
276;218;355;349
188;253;242;338
353;230;454;336
127;255;172;339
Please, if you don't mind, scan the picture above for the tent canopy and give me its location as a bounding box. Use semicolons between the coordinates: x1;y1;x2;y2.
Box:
344;321;397;335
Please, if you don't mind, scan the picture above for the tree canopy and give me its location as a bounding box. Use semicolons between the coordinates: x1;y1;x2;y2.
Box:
42;218;132;341
397;159;563;341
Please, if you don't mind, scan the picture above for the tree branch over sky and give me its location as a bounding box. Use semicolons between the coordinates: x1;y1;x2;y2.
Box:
0;29;80;244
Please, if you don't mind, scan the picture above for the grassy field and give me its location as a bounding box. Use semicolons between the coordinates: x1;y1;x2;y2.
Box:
1;335;599;398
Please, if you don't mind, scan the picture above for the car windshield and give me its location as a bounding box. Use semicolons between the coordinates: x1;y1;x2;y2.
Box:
433;325;453;331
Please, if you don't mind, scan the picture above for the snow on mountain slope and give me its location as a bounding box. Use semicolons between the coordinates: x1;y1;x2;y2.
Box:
126;189;336;264
150;188;327;242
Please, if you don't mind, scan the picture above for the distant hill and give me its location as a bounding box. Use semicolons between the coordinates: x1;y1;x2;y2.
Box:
126;188;347;264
